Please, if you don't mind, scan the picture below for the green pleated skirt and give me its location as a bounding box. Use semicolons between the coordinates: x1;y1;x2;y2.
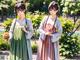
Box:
10;27;32;60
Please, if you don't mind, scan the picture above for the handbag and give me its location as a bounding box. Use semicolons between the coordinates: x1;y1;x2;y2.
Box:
3;19;16;40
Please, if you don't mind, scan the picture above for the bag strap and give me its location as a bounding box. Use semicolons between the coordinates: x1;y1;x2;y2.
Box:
12;19;16;33
25;19;28;30
53;17;57;28
25;19;27;25
43;16;49;28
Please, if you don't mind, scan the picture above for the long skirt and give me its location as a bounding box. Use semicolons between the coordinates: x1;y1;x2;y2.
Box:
37;36;59;60
10;27;32;60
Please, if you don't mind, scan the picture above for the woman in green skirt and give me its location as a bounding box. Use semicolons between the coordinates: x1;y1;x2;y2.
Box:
9;2;33;60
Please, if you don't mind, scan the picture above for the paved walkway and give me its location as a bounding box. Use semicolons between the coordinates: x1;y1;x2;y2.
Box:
0;53;80;60
32;54;37;60
0;51;37;60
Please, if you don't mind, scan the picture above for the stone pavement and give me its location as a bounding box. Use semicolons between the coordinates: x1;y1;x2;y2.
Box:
0;50;80;60
32;54;37;60
0;52;80;60
0;51;37;60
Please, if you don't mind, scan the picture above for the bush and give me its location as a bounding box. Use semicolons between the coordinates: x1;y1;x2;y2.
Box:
26;12;44;39
0;43;10;51
0;34;10;51
26;12;44;29
59;17;80;57
27;0;52;12
31;41;37;53
0;29;10;51
3;18;13;32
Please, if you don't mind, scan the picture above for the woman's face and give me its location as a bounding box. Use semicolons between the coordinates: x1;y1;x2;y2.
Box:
49;8;58;16
17;10;25;19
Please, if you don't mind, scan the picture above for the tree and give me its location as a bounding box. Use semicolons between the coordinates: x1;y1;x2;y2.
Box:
59;17;80;57
0;0;16;21
62;0;80;35
27;0;52;12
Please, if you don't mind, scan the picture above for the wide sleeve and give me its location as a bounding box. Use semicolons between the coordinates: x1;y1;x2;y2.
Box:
38;16;47;34
51;20;62;43
9;19;16;40
25;20;33;39
38;16;48;40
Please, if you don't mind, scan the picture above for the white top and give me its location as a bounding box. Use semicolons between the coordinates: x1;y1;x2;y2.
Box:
46;17;55;26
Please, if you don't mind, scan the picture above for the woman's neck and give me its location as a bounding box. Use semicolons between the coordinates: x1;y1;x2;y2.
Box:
19;18;25;21
18;16;25;21
50;15;57;20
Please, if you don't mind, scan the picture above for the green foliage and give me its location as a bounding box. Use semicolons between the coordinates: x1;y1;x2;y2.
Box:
0;0;15;18
62;1;80;16
0;31;3;36
31;41;37;53
0;0;17;22
0;32;10;51
26;12;44;29
27;0;80;15
0;0;10;10
59;17;74;33
59;17;80;57
0;41;10;51
28;0;52;12
26;12;44;39
3;18;13;31
28;0;43;12
76;19;80;30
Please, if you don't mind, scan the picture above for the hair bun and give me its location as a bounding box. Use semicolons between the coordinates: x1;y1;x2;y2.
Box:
48;1;59;11
15;1;26;11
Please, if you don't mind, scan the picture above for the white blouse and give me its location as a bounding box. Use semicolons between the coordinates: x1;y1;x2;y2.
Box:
46;17;55;26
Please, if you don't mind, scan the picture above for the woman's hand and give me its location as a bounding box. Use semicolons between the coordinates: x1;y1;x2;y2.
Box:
45;32;52;36
21;26;27;33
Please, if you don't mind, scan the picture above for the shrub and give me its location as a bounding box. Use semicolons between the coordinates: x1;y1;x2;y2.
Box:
59;17;80;57
0;42;10;51
31;41;37;53
3;18;13;32
0;28;10;51
26;12;44;39
26;12;44;29
0;34;10;51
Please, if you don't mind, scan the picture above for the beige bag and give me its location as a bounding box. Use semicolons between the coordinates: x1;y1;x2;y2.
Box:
3;32;9;40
